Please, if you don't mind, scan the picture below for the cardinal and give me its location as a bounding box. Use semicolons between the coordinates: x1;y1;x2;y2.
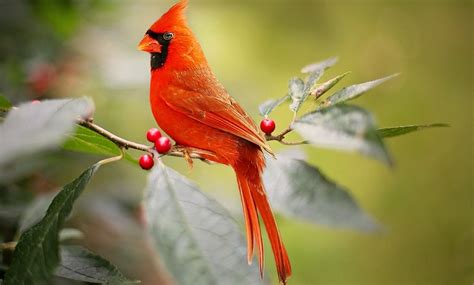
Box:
138;1;291;283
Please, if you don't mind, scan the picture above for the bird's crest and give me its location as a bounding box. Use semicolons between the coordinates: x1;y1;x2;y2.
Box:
150;0;188;33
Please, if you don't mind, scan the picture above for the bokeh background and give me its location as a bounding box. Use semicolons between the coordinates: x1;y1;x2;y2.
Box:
0;0;472;284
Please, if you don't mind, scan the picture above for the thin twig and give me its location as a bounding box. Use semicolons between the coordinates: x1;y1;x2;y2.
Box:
265;127;292;141
265;126;306;145
279;140;308;146
0;242;17;251
78;119;151;152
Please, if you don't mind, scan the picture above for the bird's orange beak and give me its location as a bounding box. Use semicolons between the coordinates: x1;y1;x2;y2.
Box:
138;34;162;53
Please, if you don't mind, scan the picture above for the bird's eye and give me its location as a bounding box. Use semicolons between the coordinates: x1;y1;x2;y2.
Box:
163;32;174;41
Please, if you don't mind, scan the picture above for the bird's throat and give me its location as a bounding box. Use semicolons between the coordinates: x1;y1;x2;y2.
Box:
151;51;167;70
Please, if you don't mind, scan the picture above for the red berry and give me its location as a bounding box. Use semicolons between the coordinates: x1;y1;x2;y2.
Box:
28;63;56;95
260;118;276;135
146;128;161;143
139;154;154;170
155;137;172;154
31;100;41;104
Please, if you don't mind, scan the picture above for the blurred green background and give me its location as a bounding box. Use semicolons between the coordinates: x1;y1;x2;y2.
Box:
1;0;472;284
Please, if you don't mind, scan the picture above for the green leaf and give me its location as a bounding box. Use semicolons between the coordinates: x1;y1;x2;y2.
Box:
292;104;392;165
4;165;99;285
377;124;449;138
290;57;338;113
62;125;137;163
301;57;338;74
288;77;305;112
264;153;379;231
258;95;289;117
144;162;262;285
0;94;12;111
324;73;399;107
55;245;138;284
312;71;351;99
303;57;338;93
63;125;121;156
0;98;94;168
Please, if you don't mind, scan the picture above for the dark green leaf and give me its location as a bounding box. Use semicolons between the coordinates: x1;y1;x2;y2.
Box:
144;162;262;285
4;165;99;285
324;73;399;107
377;124;449;138
292;104;392;165
0;94;12;111
312;71;351;99
0;98;94;168
264;154;379;231
258;95;289;117
55;245;138;284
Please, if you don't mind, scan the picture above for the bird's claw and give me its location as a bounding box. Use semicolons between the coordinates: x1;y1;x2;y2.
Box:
183;148;194;170
174;145;194;170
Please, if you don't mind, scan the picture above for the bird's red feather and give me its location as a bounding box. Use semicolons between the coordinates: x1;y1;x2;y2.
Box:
141;1;291;283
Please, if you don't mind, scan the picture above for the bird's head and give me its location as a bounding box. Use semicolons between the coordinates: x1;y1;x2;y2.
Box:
138;0;205;71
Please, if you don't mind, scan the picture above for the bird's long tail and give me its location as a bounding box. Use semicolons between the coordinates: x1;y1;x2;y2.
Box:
233;147;291;284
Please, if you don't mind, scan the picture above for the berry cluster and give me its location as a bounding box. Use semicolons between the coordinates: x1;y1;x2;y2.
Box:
139;119;276;170
139;128;172;170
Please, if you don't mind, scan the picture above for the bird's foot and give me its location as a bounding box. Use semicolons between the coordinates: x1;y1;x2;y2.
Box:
170;145;218;166
182;148;194;170
173;145;194;170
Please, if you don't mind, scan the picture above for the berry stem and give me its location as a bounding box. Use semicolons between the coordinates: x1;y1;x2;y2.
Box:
96;148;124;166
265;126;308;145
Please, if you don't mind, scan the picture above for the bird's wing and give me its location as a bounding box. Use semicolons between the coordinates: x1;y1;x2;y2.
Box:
160;68;273;155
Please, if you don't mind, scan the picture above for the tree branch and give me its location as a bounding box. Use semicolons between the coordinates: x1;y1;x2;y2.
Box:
78;119;150;152
265;127;307;145
77;119;306;163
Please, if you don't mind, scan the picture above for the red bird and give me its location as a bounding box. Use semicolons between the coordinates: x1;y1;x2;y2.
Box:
138;1;291;283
